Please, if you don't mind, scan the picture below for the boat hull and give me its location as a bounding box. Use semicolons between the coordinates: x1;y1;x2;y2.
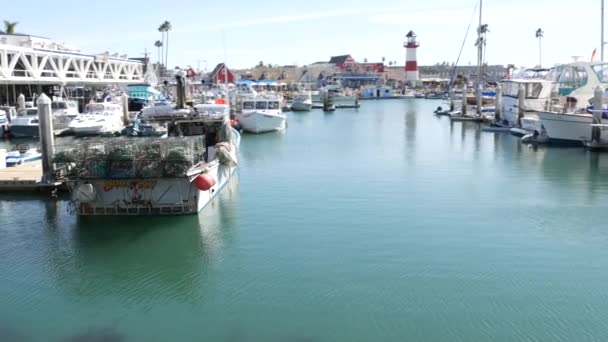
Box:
9;125;39;138
536;111;594;145
291;101;312;112
239;111;286;133
70;161;237;216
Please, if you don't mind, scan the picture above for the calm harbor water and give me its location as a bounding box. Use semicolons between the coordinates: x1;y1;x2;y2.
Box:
2;99;608;341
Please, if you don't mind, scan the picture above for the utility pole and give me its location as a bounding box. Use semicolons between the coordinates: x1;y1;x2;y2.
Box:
141;48;150;74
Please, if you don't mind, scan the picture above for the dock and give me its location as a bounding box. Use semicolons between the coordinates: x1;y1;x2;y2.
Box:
0;161;63;191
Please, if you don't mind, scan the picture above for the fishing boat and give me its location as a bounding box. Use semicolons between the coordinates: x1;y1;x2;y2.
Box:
69;102;124;136
526;62;608;145
56;72;240;216
291;91;313;111
239;94;286;133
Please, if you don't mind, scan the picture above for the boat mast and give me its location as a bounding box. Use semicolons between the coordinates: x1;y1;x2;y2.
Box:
602;0;605;61
477;0;483;88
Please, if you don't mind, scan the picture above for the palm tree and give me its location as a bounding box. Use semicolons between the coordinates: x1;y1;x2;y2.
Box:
160;21;172;69
154;40;163;70
158;23;166;69
0;20;18;34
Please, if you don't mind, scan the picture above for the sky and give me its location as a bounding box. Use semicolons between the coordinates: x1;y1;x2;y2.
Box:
2;0;603;71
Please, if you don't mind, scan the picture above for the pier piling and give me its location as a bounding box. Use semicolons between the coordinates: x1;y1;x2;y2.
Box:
121;93;129;125
517;84;525;127
495;83;502;122
175;70;186;109
17;93;25;110
476;84;482;116
37;94;55;182
592;86;603;142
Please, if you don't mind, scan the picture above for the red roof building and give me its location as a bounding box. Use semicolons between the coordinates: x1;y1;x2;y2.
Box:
209;63;235;84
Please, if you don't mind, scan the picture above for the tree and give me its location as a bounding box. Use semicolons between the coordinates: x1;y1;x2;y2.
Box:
159;21;172;70
154;40;163;69
0;20;18;34
364;58;368;63
382;56;386;63
158;23;166;69
258;61;264;68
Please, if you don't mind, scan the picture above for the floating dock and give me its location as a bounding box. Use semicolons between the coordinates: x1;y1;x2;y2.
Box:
0;161;63;191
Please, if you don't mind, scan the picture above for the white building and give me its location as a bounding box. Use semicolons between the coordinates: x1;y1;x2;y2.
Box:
0;33;145;85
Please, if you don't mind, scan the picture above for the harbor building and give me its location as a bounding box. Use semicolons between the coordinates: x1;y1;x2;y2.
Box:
0;33;146;105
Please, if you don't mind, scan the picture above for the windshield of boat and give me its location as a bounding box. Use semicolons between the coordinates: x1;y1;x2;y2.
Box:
592;63;608;83
268;101;280;110
501;81;544;99
255;101;267;110
85;104;106;113
52;102;68;110
243;101;255;110
18;109;38;116
545;65;589;95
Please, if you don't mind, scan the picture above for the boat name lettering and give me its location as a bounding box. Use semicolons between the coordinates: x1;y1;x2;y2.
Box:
102;180;157;192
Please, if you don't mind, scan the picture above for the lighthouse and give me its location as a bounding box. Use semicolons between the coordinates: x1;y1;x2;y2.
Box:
404;30;419;86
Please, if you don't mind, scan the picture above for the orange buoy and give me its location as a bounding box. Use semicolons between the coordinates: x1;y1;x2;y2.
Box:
194;174;216;191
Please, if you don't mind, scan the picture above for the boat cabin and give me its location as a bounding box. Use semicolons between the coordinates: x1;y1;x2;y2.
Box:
242;100;281;111
52;100;80;115
127;84;161;101
84;103;123;115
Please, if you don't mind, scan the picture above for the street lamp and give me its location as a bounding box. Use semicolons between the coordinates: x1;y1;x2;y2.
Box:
535;28;544;67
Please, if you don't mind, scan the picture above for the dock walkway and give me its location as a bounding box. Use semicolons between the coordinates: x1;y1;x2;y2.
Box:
0;161;63;191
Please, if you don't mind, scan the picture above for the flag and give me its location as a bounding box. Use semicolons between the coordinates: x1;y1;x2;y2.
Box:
591;48;598;62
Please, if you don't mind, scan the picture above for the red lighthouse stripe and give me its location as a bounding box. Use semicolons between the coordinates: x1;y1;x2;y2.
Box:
405;61;417;71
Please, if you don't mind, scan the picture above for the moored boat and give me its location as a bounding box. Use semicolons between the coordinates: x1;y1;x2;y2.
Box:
291;91;313;111
69;102;124;136
239;95;286;133
56;72;240;216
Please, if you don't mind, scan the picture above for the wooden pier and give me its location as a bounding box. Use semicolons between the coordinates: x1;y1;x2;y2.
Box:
0;161;63;191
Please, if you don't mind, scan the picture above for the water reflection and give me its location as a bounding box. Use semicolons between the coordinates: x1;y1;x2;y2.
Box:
404;101;417;163
240;130;286;165
38;177;240;308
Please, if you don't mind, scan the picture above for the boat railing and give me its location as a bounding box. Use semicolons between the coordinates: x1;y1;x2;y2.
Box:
78;202;197;216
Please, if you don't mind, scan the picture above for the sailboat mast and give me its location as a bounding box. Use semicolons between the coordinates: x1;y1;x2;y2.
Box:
602;0;605;61
477;0;483;87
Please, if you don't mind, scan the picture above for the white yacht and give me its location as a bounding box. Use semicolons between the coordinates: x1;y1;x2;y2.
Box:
9;99;79;138
239;95;286;133
530;62;608;145
51;99;80;133
291;91;313;111
499;78;553;132
69;102;124;136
